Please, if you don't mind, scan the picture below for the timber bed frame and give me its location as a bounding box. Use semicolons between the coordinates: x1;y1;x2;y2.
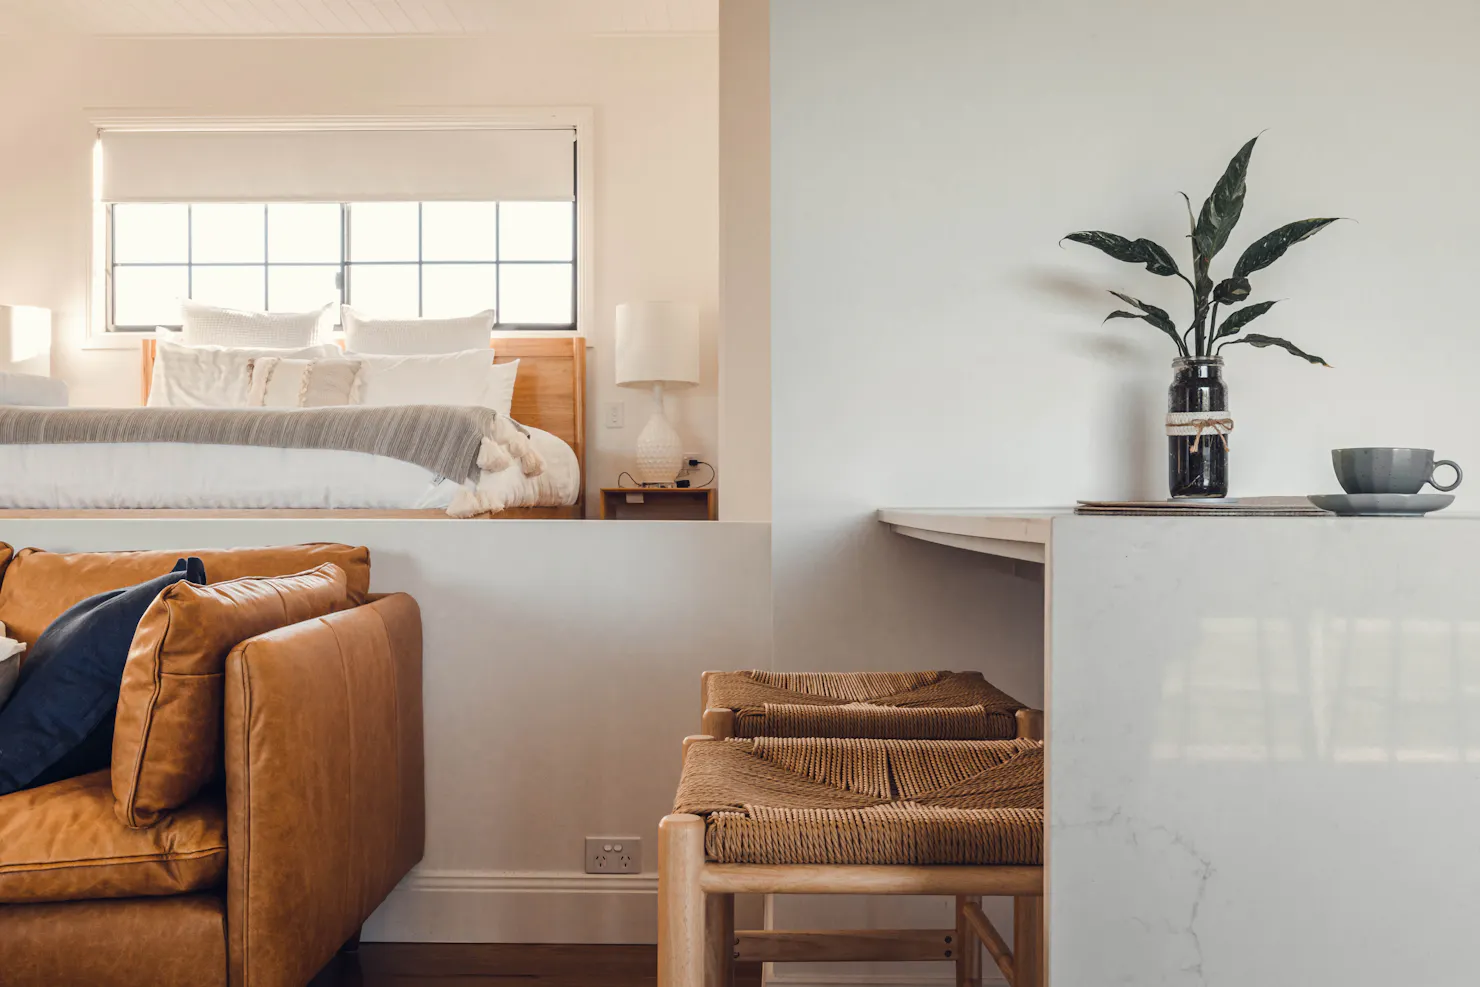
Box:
0;335;587;521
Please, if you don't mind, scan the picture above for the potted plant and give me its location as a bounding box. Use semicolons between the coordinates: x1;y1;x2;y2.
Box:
1064;136;1341;498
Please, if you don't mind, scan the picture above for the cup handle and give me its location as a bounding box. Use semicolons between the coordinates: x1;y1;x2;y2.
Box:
1431;460;1463;492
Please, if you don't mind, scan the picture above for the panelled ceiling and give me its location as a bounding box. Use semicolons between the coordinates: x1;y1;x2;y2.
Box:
0;0;717;36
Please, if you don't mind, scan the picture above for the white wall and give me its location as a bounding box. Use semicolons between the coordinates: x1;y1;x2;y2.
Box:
770;0;1480;515
718;0;770;521
0;518;771;944
0;33;718;511
769;0;1480;981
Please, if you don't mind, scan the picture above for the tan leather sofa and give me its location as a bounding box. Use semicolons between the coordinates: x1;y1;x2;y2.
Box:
0;544;425;987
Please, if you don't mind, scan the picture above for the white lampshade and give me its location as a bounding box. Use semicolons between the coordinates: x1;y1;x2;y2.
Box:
615;301;700;388
0;305;51;376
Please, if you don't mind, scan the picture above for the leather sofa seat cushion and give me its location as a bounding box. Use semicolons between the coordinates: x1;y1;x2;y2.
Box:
113;564;350;828
0;894;227;987
0;770;226;904
0;543;369;646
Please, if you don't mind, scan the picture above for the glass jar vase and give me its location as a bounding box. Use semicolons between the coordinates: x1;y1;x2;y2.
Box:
1166;356;1230;498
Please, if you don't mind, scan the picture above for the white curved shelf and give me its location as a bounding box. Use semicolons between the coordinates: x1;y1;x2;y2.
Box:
876;508;1065;564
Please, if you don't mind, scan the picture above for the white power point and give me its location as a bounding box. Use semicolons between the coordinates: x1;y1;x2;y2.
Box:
604;402;625;429
585;836;642;874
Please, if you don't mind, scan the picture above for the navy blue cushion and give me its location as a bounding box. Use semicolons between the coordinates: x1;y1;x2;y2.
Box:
0;557;207;796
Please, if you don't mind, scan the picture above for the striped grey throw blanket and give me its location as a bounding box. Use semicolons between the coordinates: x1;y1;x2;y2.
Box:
0;405;544;486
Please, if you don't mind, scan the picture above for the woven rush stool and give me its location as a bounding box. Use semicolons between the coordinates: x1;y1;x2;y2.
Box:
658;735;1045;987
700;670;1034;741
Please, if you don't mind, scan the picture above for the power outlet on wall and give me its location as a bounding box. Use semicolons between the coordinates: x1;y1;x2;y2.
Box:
604;402;626;429
585;837;642;874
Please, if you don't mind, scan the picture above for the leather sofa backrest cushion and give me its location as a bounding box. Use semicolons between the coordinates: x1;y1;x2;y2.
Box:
112;563;349;828
0;543;369;647
0;559;207;797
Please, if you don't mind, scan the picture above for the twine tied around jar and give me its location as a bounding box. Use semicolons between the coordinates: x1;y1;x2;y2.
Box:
1165;411;1234;452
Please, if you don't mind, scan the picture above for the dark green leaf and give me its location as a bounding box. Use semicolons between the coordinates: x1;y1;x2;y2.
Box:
1214;299;1278;340
1107;290;1175;332
1213;277;1251;305
1062;231;1182;277
1222;332;1329;366
1232;218;1342;279
1104;309;1188;355
1134;239;1181;277
1193;136;1258;263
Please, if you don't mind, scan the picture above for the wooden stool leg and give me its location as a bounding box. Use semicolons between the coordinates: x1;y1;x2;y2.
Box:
955;895;981;987
1014;895;1045;987
702;707;736;740
705;892;735;987
659;814;707;987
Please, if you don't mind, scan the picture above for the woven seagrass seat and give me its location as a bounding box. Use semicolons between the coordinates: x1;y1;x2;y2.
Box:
675;737;1043;866
660;734;1046;987
701;670;1026;740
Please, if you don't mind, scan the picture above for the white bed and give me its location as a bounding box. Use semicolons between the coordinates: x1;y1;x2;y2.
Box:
0;424;580;511
0;334;590;519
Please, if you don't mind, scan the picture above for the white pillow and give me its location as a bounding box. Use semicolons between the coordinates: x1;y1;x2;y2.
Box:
148;337;341;408
180;299;332;348
483;360;519;417
0;622;24;710
247;357;363;408
348;349;497;408
341;306;495;355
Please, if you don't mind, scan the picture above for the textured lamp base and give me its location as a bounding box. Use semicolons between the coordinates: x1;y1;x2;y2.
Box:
635;384;684;485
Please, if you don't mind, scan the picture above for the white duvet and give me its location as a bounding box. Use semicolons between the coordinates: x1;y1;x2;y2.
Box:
0;425;580;512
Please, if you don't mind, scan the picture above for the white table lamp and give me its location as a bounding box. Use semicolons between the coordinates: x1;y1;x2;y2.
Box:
0;305;50;376
615;301;700;486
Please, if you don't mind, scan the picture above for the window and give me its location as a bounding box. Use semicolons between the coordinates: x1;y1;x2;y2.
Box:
108;200;576;330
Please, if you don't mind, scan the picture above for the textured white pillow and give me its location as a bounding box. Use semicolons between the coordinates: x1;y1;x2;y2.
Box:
148;337;341;408
180;299;332;348
341;306;494;355
246;357;363;408
483;360;519;417
347;349;498;407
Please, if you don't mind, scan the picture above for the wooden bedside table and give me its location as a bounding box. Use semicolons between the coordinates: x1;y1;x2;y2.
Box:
600;487;717;520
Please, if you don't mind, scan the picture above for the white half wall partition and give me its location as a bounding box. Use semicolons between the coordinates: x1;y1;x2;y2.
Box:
0;519;772;944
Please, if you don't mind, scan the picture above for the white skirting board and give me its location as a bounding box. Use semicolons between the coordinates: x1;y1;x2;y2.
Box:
363;869;660;944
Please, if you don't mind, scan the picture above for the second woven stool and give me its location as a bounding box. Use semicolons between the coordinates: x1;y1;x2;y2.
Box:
659;735;1045;987
700;670;1032;741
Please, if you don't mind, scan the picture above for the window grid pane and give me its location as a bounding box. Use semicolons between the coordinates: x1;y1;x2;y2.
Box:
110;200;576;329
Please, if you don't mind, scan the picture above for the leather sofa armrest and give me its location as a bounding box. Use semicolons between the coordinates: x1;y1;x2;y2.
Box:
223;594;424;987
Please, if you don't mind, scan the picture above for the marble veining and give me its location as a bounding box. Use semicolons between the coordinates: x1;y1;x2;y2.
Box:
1050;516;1480;987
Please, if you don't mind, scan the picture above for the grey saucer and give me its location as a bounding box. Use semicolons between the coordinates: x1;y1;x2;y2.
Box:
1308;493;1455;517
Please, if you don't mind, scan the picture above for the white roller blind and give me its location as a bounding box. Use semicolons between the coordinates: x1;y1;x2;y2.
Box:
100;128;575;203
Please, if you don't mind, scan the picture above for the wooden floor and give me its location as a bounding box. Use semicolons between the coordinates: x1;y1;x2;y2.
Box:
309;943;762;987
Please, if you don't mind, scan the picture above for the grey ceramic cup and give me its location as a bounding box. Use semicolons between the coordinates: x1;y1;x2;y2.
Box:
1332;447;1463;495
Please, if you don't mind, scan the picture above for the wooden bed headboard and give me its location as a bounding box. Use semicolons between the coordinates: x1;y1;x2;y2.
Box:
140;335;587;493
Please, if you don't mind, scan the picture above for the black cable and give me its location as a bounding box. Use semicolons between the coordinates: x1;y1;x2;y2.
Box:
616;462;716;489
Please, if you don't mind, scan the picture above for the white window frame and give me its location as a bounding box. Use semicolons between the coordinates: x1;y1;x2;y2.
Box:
86;108;595;350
